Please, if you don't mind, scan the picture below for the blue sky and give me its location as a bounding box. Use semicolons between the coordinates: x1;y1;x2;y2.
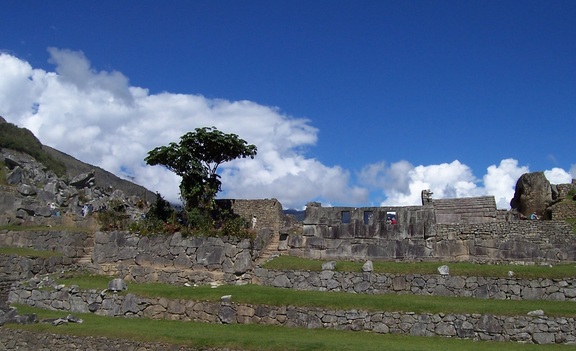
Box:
1;1;574;209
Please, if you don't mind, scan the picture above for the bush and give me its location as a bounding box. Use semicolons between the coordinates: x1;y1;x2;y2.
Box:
95;200;130;231
221;216;254;240
128;217;165;236
148;192;174;222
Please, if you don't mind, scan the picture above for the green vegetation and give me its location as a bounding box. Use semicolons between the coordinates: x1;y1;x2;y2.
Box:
0;224;91;233
6;305;575;351
0;246;63;258
0;160;7;186
95;199;131;231
0;121;66;176
53;273;576;317
145;127;257;215
140;127;257;239
262;255;576;279
127;191;255;240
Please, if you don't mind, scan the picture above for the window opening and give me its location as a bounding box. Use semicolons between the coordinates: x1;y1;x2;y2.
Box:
386;211;397;225
341;211;351;224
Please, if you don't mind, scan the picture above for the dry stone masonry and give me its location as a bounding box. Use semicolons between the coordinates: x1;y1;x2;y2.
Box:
8;281;575;345
253;268;576;301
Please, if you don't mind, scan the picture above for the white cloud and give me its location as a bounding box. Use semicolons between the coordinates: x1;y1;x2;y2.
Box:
0;49;363;209
0;49;572;211
372;160;481;207
483;159;529;209
359;158;537;210
544;168;573;185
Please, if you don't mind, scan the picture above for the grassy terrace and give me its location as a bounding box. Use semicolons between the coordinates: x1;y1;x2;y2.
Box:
45;273;576;317
0;224;92;233
4;304;574;351
4;254;576;350
263;255;576;279
0;247;63;259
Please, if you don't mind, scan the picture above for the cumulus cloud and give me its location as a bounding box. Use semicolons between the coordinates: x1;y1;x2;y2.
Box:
544;168;573;185
0;49;572;211
0;49;364;209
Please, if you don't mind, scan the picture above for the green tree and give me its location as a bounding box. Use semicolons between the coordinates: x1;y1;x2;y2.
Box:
145;127;257;217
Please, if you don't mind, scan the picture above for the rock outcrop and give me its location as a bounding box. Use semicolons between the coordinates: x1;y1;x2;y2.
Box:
1;148;148;226
510;172;554;219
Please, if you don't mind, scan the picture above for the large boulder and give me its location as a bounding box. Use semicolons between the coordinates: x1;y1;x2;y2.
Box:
510;172;552;218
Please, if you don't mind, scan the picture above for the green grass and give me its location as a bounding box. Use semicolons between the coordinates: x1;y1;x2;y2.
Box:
0;224;91;233
54;273;576;317
263;255;576;279
0;160;7;186
7;305;575;351
0;246;63;258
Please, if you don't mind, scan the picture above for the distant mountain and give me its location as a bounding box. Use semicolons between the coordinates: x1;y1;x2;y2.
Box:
283;209;305;222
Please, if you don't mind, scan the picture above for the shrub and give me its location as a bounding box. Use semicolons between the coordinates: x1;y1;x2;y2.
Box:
95;200;129;231
0;160;7;186
221;216;254;240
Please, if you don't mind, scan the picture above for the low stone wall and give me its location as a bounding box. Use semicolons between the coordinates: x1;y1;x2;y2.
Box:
0;254;80;305
8;284;575;344
0;229;91;259
93;231;255;278
0;254;77;280
0;328;231;351
288;221;576;262
253;268;576;301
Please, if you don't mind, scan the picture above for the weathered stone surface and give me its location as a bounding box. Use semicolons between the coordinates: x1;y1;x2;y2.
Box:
108;278;127;292
362;260;373;272
510;172;553;218
322;261;336;270
9;281;576;345
232;251;252;274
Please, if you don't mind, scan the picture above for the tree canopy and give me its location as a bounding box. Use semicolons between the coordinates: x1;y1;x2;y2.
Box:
145;127;257;214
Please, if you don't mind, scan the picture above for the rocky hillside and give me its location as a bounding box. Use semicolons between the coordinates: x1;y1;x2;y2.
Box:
41;145;156;204
0;117;156;226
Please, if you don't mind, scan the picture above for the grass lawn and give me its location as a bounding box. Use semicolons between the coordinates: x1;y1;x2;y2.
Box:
6;305;575;351
0;224;92;233
0;246;63;258
53;273;576;317
263;255;576;279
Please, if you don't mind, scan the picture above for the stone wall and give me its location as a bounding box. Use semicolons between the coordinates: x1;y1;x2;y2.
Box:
287;220;576;262
217;198;283;234
433;196;499;224
92;231;256;284
8;284;575;344
0;229;91;259
0;329;224;351
253;268;576;301
549;200;576;220
303;203;435;240
0;254;80;305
